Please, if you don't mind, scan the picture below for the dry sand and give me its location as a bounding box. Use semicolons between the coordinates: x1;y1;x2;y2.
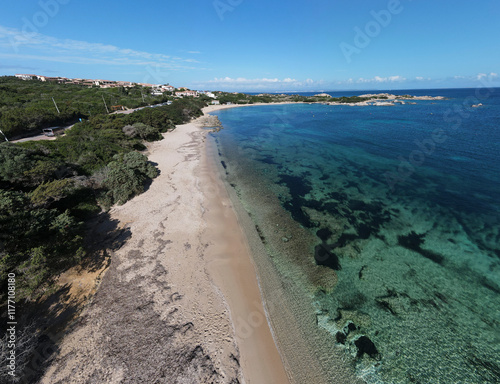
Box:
40;114;290;383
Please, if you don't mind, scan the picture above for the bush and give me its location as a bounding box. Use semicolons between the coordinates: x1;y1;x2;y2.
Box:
103;152;158;206
132;122;162;141
0;143;34;185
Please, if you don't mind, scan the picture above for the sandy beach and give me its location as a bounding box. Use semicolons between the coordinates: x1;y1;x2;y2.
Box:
40;109;290;383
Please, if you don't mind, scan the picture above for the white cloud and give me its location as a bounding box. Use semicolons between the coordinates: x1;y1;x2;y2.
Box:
476;72;498;81
0;25;198;70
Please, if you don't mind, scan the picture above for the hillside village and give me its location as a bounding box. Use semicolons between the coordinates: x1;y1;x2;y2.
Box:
14;73;217;100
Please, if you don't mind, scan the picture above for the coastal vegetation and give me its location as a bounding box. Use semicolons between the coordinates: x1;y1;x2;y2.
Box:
0;93;205;309
0;76;175;138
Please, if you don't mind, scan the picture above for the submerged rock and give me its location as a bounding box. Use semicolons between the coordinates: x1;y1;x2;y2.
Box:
355;336;379;359
336;331;347;344
314;243;341;270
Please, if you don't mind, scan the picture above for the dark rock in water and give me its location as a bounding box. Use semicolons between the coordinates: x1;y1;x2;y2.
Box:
278;173;312;197
337;232;358;247
480;278;500;294
398;231;425;249
283;197;317;228
355;336;379;358
254;225;266;244
314;243;341;270
347;322;357;332
258;155;278;165
358;265;368;279
398;231;445;265
494;249;500;259
376;298;398;316
434;292;448;304
419;248;444;265
321;202;340;215
348;199;370;211
357;223;371;239
316;227;333;241
278;173;318;228
336;331;347;344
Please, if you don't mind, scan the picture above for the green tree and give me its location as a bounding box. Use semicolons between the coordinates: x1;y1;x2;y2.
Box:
30;179;74;207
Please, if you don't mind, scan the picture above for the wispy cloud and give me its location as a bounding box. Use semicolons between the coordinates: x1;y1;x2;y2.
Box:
207;77;297;84
0;63;39;71
196;75;417;91
0;25;199;70
193;76;323;91
356;75;407;83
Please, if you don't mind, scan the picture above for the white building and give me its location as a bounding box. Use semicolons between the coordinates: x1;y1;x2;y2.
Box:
175;90;199;97
15;74;36;80
200;91;216;98
161;85;175;92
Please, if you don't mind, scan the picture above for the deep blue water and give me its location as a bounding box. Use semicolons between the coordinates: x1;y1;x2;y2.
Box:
211;88;500;384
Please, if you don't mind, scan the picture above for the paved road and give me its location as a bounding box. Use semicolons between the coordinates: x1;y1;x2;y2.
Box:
11;103;170;143
11;123;75;143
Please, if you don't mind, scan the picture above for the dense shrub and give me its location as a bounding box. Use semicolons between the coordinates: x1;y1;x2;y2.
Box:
0;190;84;301
104;152;158;206
0;89;204;309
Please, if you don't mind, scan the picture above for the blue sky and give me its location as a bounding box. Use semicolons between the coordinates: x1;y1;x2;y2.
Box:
0;0;499;91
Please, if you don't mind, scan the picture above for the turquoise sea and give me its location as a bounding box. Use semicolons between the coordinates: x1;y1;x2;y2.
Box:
210;88;500;384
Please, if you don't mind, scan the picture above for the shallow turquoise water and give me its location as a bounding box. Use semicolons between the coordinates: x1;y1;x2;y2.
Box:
211;89;500;384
